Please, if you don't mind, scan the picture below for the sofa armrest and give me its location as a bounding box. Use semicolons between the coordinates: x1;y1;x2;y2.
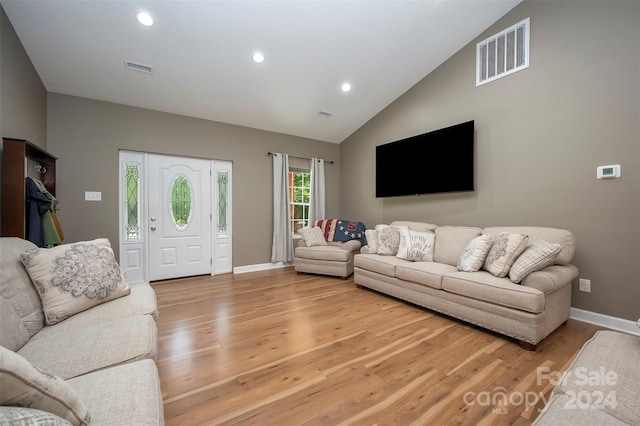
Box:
521;264;579;294
359;244;375;254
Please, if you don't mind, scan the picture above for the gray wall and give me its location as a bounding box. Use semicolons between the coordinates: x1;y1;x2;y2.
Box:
0;5;46;147
47;93;340;267
340;1;640;321
0;5;48;230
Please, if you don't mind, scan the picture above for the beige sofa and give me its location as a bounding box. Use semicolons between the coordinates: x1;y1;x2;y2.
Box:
533;328;640;425
0;237;164;425
354;221;578;350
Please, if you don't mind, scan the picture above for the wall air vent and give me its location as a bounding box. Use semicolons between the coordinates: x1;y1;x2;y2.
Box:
476;17;529;86
125;60;153;74
317;111;332;118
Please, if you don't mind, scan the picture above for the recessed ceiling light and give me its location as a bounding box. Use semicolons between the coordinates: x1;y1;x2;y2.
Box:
341;82;352;92
253;52;265;63
137;12;154;26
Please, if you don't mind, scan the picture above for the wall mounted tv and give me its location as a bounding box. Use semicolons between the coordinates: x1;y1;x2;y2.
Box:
375;120;475;198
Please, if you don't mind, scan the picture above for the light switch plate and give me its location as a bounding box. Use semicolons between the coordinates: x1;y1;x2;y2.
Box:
85;191;102;201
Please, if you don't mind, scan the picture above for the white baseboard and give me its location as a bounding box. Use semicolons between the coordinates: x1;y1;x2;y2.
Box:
233;261;292;274
570;308;639;336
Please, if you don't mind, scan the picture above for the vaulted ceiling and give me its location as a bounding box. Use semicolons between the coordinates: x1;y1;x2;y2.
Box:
2;0;521;143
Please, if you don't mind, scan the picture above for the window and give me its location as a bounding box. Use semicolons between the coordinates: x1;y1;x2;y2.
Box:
289;169;310;233
477;17;530;86
124;162;141;241
169;174;193;231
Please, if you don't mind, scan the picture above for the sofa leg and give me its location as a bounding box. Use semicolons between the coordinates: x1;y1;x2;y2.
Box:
296;271;304;275
519;340;537;351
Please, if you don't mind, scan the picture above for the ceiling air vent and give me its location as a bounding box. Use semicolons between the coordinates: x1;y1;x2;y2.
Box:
125;60;153;74
317;111;332;118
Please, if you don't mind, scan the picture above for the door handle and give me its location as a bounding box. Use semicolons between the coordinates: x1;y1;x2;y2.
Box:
150;217;157;222
150;226;157;231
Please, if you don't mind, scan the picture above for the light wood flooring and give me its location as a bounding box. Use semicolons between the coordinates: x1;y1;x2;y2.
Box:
152;267;604;426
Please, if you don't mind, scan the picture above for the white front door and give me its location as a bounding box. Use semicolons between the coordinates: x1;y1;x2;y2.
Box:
147;154;212;281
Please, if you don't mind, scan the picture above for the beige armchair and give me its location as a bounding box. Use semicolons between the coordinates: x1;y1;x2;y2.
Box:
293;220;366;279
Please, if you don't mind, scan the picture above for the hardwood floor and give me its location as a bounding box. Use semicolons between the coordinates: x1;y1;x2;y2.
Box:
152;268;603;425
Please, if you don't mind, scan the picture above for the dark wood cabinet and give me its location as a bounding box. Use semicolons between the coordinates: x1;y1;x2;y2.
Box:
2;138;57;238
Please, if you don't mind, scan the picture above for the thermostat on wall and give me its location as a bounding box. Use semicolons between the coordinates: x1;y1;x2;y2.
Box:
597;164;621;179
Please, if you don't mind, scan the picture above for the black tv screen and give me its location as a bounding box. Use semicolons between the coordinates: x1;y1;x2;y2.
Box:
376;120;475;197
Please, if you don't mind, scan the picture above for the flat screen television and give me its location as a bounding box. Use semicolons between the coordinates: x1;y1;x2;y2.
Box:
376;120;474;197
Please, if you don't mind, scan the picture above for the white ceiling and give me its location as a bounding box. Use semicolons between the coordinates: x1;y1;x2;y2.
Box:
2;0;521;143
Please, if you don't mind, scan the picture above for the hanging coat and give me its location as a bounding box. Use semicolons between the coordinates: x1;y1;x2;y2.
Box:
25;177;51;247
33;178;63;246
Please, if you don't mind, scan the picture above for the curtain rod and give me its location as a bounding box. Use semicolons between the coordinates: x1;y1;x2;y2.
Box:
267;152;334;164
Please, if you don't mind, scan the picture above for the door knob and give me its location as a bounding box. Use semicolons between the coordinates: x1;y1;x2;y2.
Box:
150;217;157;222
150;226;157;231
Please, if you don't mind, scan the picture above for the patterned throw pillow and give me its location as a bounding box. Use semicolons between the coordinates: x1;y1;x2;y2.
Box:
0;347;91;425
364;229;378;253
483;232;529;277
0;407;72;426
298;227;328;247
20;239;130;325
396;228;435;262
509;240;561;283
457;234;493;272
375;224;402;255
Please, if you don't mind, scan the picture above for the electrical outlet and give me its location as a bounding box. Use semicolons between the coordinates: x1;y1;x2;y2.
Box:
579;278;591;293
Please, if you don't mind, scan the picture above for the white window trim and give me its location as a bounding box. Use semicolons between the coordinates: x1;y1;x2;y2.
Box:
476;17;530;86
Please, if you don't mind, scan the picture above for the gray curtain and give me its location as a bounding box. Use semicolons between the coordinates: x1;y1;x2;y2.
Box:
271;153;293;263
309;157;325;226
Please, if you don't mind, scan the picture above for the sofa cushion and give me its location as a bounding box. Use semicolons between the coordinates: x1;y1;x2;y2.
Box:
396;228;434;262
483;232;529;277
483;226;576;265
0;295;30;351
0;237;45;336
375;224;402;255
67;359;163;426
20;238;131;325
18;315;157;380
442;271;545;313
509;241;561;283
354;254;409;278
389;221;438;232
0;346;91;426
457;234;493;272
433;226;482;266
297;227;327;247
295;244;357;262
550;330;640;425
0;406;73;426
29;283;158;337
395;262;458;290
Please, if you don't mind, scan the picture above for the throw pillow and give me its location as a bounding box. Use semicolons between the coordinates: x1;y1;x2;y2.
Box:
375;224;402;256
509;240;562;283
396;229;435;262
457;234;493;272
483;232;529;277
0;347;91;425
364;229;378;253
20;238;130;325
0;407;72;426
298;227;328;247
